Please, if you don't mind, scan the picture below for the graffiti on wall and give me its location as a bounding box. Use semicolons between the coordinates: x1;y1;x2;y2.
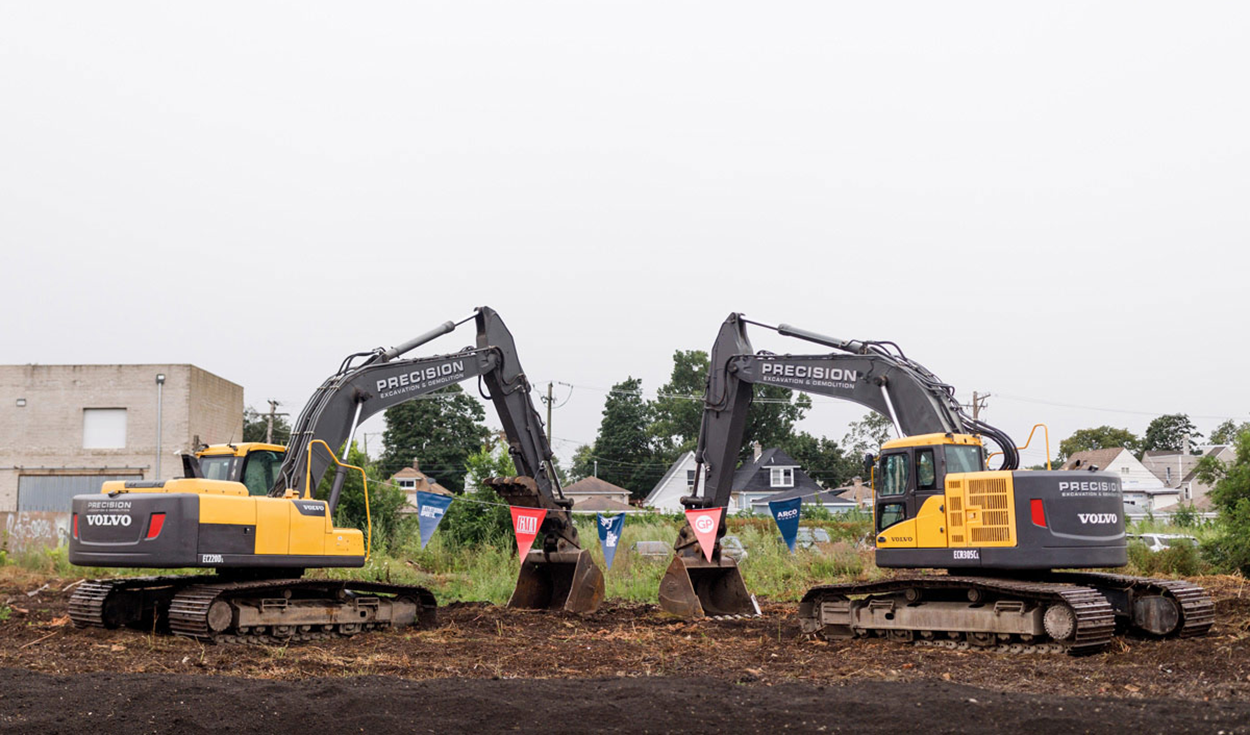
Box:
1;512;72;552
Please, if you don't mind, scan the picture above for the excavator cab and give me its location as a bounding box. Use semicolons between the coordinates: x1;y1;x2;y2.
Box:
872;434;984;536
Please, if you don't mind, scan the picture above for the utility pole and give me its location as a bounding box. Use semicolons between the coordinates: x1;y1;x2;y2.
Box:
544;382;554;442
265;400;289;444
970;391;991;421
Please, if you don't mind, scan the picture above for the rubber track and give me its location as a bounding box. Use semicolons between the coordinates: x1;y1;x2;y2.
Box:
1041;571;1215;639
168;578;438;643
802;576;1117;655
68;575;219;629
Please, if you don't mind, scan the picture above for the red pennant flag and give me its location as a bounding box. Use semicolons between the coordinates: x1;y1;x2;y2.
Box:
685;507;723;562
510;506;547;562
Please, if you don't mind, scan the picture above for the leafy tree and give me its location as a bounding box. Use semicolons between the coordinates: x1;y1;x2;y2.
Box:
438;441;515;549
569;444;595;482
781;431;860;488
648;350;708;457
242;405;291;445
1141;414;1203;455
1195;432;1250;574
315;442;412;554
647;349;814;465
378;385;492;493
1056;426;1140;462
1210;419;1250;445
842;412;894;456
588;377;663;499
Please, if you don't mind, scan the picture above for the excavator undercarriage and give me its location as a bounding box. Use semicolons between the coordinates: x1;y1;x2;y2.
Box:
798;572;1213;655
69;574;438;644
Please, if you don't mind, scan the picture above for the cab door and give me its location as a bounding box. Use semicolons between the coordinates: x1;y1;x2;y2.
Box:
875;451;912;533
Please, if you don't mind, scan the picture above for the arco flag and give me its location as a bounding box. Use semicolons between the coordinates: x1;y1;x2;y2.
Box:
685;507;723;562
510;506;547;562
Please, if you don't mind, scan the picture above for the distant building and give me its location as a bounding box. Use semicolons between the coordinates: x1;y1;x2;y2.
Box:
561;476;632;510
0;364;243;529
645;443;833;515
391;459;451;513
1061;447;1179;514
1146;445;1236;512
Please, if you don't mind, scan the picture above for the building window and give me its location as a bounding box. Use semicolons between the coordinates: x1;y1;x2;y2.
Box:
398;479;416;490
1120;466;1129;475
83;408;127;448
686;469;696;489
1165;467;1172;484
770;467;794;488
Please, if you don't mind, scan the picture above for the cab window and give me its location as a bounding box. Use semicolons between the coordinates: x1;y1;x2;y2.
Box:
878;503;905;531
916;449;936;490
240;451;282;497
946;445;983;474
879;453;909;497
200;456;234;481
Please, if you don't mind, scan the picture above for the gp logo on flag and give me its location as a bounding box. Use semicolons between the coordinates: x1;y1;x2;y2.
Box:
684;507;723;562
510;506;547;562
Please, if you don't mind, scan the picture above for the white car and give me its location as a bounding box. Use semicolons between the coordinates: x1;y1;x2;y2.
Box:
1129;533;1198;552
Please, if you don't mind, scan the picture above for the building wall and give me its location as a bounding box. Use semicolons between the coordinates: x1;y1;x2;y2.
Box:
0;364;243;514
645;453;699;512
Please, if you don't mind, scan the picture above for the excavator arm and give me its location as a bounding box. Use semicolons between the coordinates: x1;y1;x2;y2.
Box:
271;306;602;612
687;313;1018;511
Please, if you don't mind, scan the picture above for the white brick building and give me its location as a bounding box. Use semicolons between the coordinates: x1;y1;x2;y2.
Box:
0;364;243;516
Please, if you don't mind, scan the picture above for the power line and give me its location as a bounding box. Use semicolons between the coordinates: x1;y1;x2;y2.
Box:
997;394;1249;422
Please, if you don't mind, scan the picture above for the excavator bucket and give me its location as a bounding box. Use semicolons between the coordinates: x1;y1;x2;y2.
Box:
508;549;605;613
659;553;755;618
486;475;606;613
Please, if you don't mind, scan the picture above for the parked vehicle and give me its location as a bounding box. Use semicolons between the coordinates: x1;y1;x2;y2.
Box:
1129;533;1198;553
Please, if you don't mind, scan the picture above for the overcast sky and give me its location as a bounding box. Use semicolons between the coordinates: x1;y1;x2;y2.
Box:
2;2;1247;469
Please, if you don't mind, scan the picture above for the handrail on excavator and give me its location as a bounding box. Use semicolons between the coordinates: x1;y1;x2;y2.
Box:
304;439;372;559
987;423;1052;471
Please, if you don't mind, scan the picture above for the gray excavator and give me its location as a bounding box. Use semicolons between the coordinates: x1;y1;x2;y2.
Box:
68;307;604;642
659;313;1212;654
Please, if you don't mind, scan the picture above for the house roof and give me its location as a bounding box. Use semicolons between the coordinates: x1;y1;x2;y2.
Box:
563;476;631;496
644;450;695;505
749;484;855;507
1061;448;1127;472
733;448;822;494
1142;445;1231;486
391;463;451;495
573;496;635;512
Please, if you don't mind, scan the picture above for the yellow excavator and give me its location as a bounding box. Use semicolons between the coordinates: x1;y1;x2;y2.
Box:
67;307;604;643
659;313;1213;654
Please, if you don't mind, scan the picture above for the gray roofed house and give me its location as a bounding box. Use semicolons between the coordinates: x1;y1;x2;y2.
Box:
1062;447;1178;514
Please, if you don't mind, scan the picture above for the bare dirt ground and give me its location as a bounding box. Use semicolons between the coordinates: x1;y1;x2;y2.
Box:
3;571;1250;733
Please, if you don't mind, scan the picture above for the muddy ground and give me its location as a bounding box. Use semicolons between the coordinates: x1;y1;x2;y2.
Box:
2;572;1250;733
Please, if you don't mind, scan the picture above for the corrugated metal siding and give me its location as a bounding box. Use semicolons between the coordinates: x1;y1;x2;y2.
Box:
17;475;141;512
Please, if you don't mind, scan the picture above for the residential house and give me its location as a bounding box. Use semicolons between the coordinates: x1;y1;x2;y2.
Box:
1061;448;1178;514
561;476;633;511
391;459;451;514
1146;445;1236;512
645;443;830;515
644;450;700;512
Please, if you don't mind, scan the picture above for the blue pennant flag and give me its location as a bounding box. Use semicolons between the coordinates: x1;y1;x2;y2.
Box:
596;512;626;570
769;496;803;553
416;491;454;549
